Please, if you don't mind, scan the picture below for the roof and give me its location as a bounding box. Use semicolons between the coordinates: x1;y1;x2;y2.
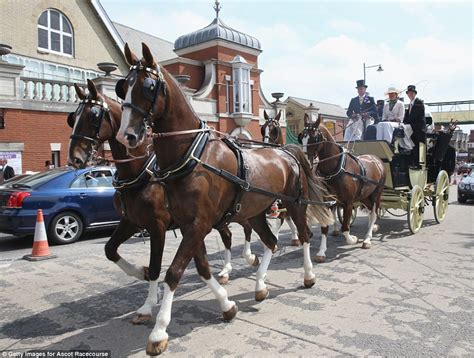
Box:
287;96;348;119
113;22;177;63
174;17;261;51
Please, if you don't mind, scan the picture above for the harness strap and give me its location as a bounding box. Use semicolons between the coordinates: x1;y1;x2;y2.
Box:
213;138;248;229
113;154;156;189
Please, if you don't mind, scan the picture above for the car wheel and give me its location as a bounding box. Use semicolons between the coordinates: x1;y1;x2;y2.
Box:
49;211;83;245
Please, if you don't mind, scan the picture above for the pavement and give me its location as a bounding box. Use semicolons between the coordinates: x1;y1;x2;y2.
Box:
0;186;473;357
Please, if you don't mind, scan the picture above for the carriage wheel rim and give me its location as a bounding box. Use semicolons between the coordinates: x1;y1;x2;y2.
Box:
409;186;424;233
434;172;449;223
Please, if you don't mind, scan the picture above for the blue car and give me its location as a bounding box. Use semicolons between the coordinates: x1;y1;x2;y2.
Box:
0;166;120;244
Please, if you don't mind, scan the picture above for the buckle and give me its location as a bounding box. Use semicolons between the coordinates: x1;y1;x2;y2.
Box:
235;203;241;213
241;182;250;191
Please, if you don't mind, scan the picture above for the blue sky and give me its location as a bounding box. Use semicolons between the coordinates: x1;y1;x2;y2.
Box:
102;1;473;114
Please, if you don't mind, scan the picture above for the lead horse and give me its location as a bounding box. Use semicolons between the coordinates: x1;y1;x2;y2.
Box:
300;114;386;262
67;80;253;322
115;43;333;355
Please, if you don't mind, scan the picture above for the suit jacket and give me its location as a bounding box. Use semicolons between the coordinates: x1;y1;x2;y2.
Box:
346;95;377;119
3;165;14;180
403;97;426;143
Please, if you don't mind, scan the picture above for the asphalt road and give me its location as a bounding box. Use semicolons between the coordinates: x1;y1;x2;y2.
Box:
0;186;473;357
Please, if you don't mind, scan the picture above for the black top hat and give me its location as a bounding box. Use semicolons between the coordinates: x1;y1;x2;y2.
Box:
376;99;384;105
355;79;368;88
406;85;417;94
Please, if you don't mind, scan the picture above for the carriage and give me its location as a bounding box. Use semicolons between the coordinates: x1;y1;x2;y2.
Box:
338;127;455;234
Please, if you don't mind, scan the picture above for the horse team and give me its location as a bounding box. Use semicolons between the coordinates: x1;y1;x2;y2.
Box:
68;43;385;355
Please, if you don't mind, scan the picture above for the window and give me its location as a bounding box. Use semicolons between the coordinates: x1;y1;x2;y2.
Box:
232;56;252;114
38;9;73;56
225;77;230;113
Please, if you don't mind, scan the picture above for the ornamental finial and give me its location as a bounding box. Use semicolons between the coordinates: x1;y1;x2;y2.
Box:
214;0;221;19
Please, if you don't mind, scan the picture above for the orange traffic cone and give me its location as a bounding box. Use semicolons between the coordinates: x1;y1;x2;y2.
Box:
23;209;57;261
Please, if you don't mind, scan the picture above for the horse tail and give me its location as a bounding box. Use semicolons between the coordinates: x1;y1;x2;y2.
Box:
284;145;334;227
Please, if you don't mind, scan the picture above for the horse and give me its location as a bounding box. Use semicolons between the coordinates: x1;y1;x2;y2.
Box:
67;80;253;323
261;110;300;246
300;113;386;263
115;42;333;355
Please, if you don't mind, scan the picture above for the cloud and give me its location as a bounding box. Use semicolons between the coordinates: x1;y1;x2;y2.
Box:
328;19;365;33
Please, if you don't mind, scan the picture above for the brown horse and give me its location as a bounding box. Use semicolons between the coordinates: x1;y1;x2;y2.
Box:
67;80;251;322
300;114;386;263
115;42;332;355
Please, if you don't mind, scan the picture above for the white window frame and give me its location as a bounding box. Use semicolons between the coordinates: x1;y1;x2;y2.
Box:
232;56;252;114
37;9;74;57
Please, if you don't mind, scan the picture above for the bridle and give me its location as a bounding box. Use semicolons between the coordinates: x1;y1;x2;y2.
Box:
262;119;281;143
69;98;111;165
116;62;167;130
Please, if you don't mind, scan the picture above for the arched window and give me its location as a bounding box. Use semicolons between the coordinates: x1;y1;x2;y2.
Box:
37;9;73;56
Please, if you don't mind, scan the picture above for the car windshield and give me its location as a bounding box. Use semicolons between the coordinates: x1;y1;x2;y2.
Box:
6;167;72;189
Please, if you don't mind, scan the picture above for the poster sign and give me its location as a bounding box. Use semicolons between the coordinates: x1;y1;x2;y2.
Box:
0;151;22;175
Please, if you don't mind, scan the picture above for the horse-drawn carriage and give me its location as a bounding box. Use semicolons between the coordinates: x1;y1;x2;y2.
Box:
339;124;455;234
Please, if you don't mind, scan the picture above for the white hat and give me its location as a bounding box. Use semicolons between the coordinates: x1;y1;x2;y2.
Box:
384;87;400;95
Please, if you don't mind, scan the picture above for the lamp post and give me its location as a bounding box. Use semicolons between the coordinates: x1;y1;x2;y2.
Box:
363;62;383;83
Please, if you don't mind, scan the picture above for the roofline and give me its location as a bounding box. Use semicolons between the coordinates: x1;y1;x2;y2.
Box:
91;0;125;54
175;39;262;57
287;96;344;108
112;21;174;46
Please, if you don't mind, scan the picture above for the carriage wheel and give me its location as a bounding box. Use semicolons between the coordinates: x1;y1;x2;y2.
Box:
337;206;358;226
433;170;449;223
407;185;424;234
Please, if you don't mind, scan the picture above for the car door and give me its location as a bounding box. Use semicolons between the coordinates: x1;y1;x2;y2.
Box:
69;169;119;226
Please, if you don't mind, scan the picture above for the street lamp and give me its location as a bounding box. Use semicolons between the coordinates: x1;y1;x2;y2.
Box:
363;62;383;83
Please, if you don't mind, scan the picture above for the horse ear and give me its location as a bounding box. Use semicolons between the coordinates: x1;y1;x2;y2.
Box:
304;113;310;125
142;42;156;67
315;113;322;128
67;112;75;128
124;43;138;66
74;83;86;100
87;79;98;99
274;110;282;122
264;110;269;120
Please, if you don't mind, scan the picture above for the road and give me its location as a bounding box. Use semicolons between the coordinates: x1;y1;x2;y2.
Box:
0;186;473;357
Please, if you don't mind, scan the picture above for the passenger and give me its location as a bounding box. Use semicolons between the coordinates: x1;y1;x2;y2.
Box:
344;79;377;141
381;87;404;123
403;85;426;168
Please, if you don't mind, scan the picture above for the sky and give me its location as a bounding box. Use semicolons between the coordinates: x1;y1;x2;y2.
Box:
101;0;473;127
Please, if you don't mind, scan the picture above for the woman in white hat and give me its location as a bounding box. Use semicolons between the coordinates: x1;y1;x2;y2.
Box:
382;87;404;122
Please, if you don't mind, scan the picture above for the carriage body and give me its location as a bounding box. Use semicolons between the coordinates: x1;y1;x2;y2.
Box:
338;131;453;233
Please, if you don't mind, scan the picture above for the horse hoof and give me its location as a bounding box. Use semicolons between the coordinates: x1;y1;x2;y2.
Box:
272;245;279;253
304;277;316;288
314;255;326;263
223;304;238;322
331;230;340;236
362;242;371;249
252;255;260;267
131;314;152;325
218;275;229;285
146;339;169;356
143;266;150;281
255;288;269;302
346;235;358;245
290;239;301;247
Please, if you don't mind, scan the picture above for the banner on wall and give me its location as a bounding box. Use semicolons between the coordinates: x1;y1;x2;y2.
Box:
0;151;22;175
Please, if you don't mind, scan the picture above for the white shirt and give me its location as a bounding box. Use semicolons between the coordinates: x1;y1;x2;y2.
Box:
382;100;405;122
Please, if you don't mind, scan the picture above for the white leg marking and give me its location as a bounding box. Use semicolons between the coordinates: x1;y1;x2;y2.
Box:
255;246;273;292
116;258;145;280
242;240;256;266
303;242;316;281
218;249;232;278
270;218;283;239
136;279;159;316
149;283;174;343
332;210;340;234
343;231;358;245
316;234;327;258
201;276;235;313
286;218;299;242
364;207;378;244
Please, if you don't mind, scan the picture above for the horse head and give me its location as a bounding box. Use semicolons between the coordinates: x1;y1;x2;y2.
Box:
68;80;120;168
261;110;282;144
116;42;169;149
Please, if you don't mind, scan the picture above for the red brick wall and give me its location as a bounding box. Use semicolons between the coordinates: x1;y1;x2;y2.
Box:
0;109;71;173
180;46;258;65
